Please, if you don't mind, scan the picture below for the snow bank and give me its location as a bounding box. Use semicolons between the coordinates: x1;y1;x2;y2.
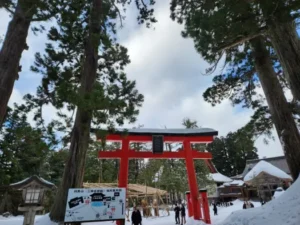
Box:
35;214;56;225
186;217;206;225
244;160;292;182
219;176;300;225
210;173;232;183
273;187;285;199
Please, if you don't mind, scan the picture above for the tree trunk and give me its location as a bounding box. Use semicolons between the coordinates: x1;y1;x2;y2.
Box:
259;0;300;101
49;0;102;223
250;37;300;180
268;21;300;101
0;1;33;126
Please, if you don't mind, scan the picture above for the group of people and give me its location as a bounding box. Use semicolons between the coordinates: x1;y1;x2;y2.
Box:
242;201;254;209
174;203;186;225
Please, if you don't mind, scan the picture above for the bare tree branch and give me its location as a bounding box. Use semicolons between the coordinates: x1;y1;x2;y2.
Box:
111;1;123;27
31;13;54;22
4;6;14;14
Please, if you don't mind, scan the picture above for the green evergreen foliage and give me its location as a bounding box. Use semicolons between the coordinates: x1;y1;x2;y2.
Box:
169;0;300;140
84;142;120;183
207;129;258;177
0;105;57;185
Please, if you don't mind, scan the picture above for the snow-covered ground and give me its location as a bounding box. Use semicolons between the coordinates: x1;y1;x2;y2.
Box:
1;177;299;225
0;201;259;225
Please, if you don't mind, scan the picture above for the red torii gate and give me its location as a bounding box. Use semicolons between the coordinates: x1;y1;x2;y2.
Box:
97;128;218;224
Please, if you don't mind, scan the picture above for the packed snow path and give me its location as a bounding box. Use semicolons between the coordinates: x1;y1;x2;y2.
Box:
0;200;260;225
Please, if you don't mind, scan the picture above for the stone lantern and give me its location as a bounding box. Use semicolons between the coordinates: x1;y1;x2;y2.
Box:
10;175;56;225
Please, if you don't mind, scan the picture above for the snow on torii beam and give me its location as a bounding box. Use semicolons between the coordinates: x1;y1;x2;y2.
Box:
95;128;218;224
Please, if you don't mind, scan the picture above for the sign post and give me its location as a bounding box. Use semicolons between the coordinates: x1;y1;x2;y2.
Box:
64;188;126;224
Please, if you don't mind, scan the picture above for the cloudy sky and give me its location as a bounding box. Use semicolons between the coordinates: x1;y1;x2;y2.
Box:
0;1;284;158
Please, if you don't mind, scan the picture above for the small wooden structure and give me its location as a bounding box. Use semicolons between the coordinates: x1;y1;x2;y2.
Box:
244;161;292;201
10;176;56;225
217;180;247;200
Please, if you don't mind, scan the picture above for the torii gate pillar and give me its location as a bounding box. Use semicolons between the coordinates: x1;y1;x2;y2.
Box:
184;140;202;219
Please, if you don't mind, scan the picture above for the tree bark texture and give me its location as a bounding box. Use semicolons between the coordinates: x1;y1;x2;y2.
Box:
49;0;103;223
258;0;300;101
250;37;300;180
0;0;33;126
267;20;300;102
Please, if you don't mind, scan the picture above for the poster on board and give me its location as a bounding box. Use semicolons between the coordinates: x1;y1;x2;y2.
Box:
64;188;126;223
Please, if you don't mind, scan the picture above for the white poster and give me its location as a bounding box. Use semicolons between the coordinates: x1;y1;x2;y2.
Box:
64;188;126;223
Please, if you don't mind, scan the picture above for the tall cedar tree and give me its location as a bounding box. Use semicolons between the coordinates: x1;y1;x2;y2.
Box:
207;129;258;177
170;0;300;180
255;0;300;102
178;0;300;103
0;0;62;126
29;0;156;222
0;104;56;185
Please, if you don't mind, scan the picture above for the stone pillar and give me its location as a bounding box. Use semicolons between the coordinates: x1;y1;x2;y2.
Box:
19;206;43;225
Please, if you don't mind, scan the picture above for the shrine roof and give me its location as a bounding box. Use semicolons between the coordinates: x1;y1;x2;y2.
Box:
10;175;56;190
93;128;218;136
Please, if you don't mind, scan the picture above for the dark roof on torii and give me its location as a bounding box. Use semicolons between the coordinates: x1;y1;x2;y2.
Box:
93;128;218;137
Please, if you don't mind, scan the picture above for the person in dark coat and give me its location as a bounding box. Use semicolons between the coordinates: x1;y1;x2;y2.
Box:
243;202;247;209
174;203;180;224
131;206;142;225
180;204;186;225
213;202;218;215
250;202;254;208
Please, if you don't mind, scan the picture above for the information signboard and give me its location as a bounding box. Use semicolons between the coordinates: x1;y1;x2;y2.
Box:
64;188;126;223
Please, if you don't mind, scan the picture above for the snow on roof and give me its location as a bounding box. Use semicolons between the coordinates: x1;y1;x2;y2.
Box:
219;180;244;188
230;180;244;186
244;160;292;182
209;173;232;183
220;176;300;225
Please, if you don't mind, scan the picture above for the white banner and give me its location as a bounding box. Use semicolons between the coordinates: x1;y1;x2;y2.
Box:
64;188;126;222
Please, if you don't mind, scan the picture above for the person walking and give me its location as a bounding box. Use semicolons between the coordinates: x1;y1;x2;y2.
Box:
180;204;186;225
131;206;142;225
243;201;247;209
174;203;180;224
213;202;218;215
